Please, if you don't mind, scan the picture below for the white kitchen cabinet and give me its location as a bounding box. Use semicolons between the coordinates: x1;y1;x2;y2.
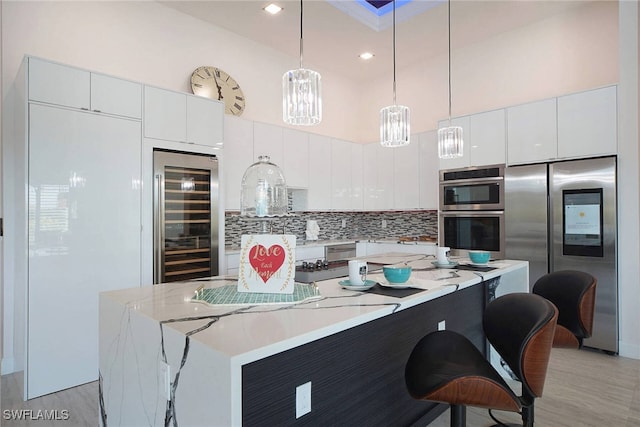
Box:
363;142;394;211
376;144;395;210
223;116;254;210
394;138;420;209
557;85;617;159
507;98;557;165
331;139;352;210
29;57;142;119
469;109;506;166
27;103;141;399
187;94;224;147
351;144;364;211
296;246;325;263
438;116;471;170
283;128;309;188
419;131;439;209
437;110;506;170
254;122;284;166
362;143;378;211
144;86;223;147
307;134;332;210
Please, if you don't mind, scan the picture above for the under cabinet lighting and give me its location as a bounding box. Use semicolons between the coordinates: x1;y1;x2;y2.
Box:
359;52;375;60
264;3;283;15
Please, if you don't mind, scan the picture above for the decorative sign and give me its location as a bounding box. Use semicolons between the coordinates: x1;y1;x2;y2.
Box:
238;234;296;294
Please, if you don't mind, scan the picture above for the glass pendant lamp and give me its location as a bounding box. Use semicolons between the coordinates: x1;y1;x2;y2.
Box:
438;0;463;158
283;0;322;125
380;0;410;147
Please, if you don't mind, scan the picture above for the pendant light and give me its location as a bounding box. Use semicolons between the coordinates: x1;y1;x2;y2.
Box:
283;0;322;125
380;0;410;147
438;0;463;158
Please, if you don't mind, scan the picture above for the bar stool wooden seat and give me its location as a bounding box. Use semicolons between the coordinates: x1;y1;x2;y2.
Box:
532;270;596;349
405;293;558;427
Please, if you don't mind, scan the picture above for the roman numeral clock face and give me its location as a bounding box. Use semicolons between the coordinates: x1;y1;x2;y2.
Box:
190;66;245;116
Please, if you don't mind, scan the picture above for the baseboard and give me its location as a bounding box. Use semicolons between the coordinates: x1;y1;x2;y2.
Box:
1;356;17;375
618;341;640;360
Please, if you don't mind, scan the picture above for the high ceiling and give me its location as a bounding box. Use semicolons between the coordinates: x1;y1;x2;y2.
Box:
160;1;594;81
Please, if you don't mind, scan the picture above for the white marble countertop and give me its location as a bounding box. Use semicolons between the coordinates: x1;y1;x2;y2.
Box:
101;255;527;366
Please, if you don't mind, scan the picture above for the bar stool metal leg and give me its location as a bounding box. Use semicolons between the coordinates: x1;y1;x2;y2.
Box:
450;404;466;427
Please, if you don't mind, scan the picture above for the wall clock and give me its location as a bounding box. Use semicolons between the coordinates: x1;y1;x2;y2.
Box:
190;66;245;116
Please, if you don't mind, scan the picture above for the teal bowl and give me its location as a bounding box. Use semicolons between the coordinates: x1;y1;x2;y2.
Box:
383;265;412;284
468;251;491;264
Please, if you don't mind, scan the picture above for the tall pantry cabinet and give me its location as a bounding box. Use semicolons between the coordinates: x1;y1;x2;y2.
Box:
17;57;143;399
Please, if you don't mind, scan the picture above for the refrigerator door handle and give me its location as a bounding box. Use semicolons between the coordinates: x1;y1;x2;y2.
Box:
154;173;164;284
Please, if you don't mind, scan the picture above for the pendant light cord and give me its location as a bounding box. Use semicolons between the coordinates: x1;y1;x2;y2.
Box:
392;0;397;105
299;0;304;69
447;0;452;125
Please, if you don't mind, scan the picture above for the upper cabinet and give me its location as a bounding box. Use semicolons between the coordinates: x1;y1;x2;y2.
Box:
394;139;420;210
28;57;142;119
507;86;617;165
307;134;332;210
144;86;223;147
223;116;254;210
438;110;506;170
507;98;558;165
419;131;439;209
330;139;352;210
557;86;617;159
283;128;309;188
469;109;506;166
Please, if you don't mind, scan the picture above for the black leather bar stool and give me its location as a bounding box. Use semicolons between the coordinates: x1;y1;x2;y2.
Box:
405;293;558;427
532;270;596;349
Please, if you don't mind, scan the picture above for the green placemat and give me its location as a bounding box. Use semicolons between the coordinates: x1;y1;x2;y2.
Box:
192;283;321;306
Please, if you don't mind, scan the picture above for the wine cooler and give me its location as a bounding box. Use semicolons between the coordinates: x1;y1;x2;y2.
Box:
154;150;219;283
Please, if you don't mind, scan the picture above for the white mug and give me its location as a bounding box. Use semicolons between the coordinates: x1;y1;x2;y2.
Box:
436;247;450;264
348;260;368;286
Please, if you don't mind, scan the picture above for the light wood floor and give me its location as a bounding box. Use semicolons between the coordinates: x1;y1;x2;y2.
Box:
1;348;639;426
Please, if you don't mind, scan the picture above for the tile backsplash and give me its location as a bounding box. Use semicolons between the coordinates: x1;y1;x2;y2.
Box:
224;210;437;247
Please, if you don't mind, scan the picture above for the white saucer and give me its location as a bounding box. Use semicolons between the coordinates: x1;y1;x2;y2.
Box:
339;279;376;291
470;262;489;267
378;279;413;289
432;260;459;269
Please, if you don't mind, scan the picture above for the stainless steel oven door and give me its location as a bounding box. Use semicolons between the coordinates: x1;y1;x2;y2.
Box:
439;210;505;259
439;177;504;211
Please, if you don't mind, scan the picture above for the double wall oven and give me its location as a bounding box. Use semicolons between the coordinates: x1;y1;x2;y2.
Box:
439;164;505;259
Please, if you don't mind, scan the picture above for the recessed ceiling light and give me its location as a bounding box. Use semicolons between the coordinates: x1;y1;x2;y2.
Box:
359;52;375;60
263;3;283;15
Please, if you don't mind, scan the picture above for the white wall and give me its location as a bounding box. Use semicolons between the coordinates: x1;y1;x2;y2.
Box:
360;0;619;142
617;0;640;359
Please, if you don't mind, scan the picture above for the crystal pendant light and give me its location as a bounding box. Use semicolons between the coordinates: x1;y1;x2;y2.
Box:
283;0;322;125
438;0;463;158
380;0;410;147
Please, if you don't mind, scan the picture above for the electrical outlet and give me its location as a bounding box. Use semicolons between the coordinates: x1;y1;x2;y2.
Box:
342;219;346;228
438;320;446;331
296;381;312;418
160;362;171;400
381;219;387;229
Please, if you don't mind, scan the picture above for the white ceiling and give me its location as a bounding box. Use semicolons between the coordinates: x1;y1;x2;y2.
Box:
160;0;594;81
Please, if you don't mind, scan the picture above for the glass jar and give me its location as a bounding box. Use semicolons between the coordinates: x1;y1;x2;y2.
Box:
240;155;288;217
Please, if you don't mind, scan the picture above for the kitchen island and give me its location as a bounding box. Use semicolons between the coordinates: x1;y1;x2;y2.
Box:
99;255;528;426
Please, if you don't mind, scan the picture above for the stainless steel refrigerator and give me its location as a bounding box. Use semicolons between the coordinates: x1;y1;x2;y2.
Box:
505;156;617;353
154;149;220;283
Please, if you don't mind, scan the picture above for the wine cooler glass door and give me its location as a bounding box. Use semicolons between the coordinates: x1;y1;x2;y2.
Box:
154;150;219;283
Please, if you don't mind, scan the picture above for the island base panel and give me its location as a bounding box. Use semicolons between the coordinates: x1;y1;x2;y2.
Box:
242;284;485;426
